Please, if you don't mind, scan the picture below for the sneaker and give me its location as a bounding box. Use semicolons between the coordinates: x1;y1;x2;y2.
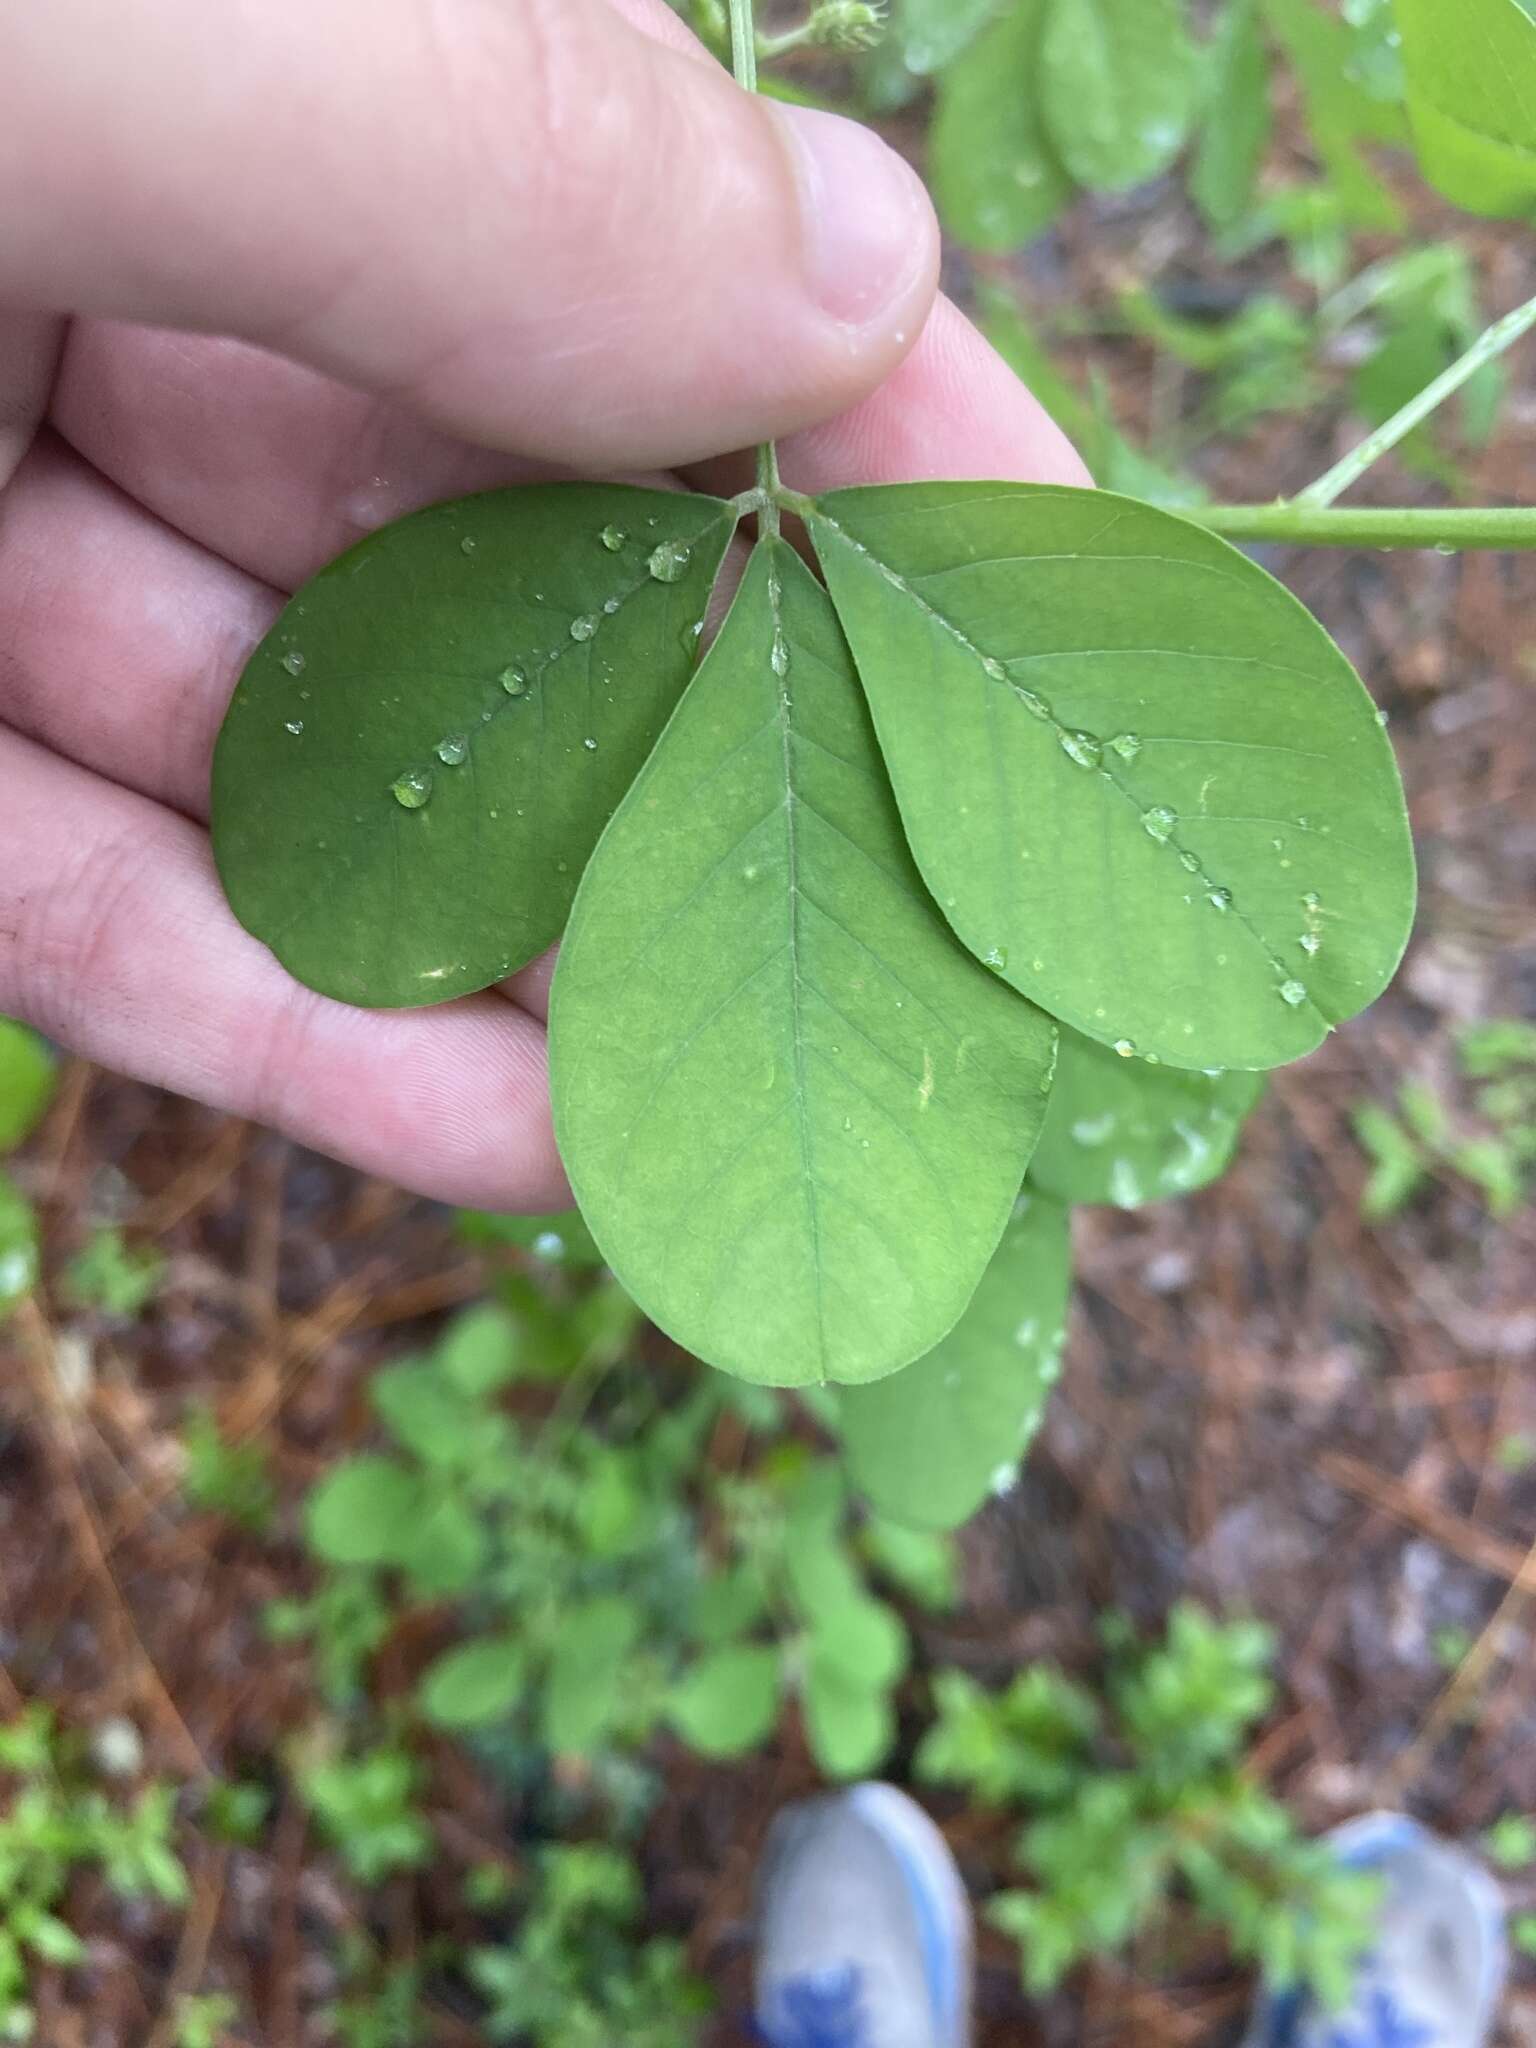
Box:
753;1782;973;2048
1242;1812;1507;2048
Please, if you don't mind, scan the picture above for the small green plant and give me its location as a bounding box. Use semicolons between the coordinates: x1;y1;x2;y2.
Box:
917;1605;1382;2001
63;1226;166;1317
1353;1020;1536;1220
1482;1813;1536;1869
171;1991;239;2048
181;1406;276;1533
280;1300;954;1782
294;1740;431;1886
0;1019;54;1323
466;1845;709;2048
0;1709;187;2042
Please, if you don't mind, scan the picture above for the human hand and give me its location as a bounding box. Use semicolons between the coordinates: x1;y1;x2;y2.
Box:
0;0;1085;1211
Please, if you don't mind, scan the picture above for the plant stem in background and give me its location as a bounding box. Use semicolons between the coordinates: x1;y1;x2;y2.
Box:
730;0;785;538
1298;290;1536;508
1189;504;1536;551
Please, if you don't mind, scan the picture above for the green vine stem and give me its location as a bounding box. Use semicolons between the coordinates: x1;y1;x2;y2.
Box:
1189;504;1536;551
1297;289;1536;508
729;0;783;530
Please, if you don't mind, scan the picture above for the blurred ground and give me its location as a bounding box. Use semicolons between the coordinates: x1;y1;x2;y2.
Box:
2;65;1535;2048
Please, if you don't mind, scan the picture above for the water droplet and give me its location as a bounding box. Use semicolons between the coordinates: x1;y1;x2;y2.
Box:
771;633;791;680
460;536;478;556
582;737;599;752
284;719;304;736
1018;689;1051;721
1303;891;1322;912
1207;887;1232;911
600;526;627;552
983;946;1008;973
1179;851;1200;874
1109;732;1142;761
982;656;1008;682
280;650;306;676
436;734;469;767
1059;731;1102;771
570;614;598;643
533;1231;565;1259
1300;932;1321;956
500;666;530;697
1141;805;1177;843
603;597;621;615
1279;979;1308;1008
391;768;433;810
1375;707;1390;727
1434;541;1456;557
648;539;692;584
1113;1039;1136;1058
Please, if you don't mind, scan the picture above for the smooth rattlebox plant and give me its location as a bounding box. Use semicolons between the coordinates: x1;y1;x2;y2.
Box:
211;0;1536;1502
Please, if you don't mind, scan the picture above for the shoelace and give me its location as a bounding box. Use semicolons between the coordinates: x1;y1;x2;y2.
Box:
756;1963;870;2048
1322;1986;1437;2048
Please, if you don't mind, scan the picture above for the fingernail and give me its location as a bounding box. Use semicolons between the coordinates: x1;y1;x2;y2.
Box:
768;103;936;328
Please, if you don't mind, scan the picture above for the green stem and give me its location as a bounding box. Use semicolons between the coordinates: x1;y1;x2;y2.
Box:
1186;504;1536;551
731;0;784;537
1297;289;1536;508
758;24;817;58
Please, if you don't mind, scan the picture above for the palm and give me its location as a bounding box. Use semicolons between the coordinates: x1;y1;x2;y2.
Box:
0;306;1082;1210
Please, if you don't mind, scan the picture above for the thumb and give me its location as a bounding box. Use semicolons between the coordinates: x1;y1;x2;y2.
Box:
0;0;939;468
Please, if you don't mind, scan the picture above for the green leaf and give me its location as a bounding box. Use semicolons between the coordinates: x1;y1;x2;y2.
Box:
802;1655;894;1778
371;1360;481;1466
1396;0;1536;216
0;1171;39;1320
396;1494;488;1597
212;484;734;1008
305;1455;421;1566
688;1567;770;1646
668;1645;782;1758
1030;1027;1264;1206
0;1020;55;1155
860;1518;959;1610
433;1302;524;1396
808;1596;909;1690
931;0;1072;249
840;1194;1070;1530
1264;0;1406;226
419;1638;527;1728
811;482;1416;1073
542;1595;641;1755
551;538;1057;1388
894;0;1002;72
1191;0;1273;228
1039;0;1200;191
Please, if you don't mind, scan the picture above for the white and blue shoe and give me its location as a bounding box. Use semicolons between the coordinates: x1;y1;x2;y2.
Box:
1242;1812;1508;2048
753;1783;972;2048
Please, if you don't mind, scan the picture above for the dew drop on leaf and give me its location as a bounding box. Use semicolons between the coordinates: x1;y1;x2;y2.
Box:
1108;732;1142;761
1207;887;1232;912
983;946;1008;972
1113;1039;1136;1058
284;719;304;736
1300;932;1321;956
500;666;530;697
1141;805;1177;843
1018;689;1051;721
771;633;791;680
582;737;599;753
1059;731;1102;770
600;526;627;552
460;536;478;556
1179;851;1201;874
570;615;599;643
391;768;433;810
436;734;469;767
1279;979;1308;1008
281;651;306;676
648;540;693;584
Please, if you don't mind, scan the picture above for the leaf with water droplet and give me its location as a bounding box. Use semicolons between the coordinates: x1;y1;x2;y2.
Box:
212;484;733;1007
551;540;1057;1389
838;1195;1071;1530
1029;1025;1264;1208
1038;0;1200;192
929;0;1072;250
811;482;1416;1071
